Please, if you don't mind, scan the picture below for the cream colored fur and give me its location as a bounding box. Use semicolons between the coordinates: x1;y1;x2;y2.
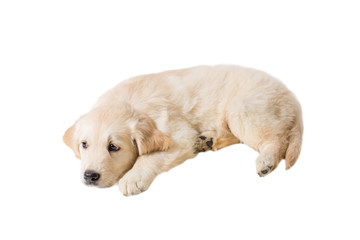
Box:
63;65;303;196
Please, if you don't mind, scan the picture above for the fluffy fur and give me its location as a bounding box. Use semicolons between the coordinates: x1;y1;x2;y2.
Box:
64;65;303;196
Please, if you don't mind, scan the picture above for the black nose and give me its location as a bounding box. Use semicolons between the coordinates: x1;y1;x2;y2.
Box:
84;170;100;184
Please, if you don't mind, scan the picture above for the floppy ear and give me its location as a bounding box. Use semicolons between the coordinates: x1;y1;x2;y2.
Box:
63;124;80;159
132;115;173;155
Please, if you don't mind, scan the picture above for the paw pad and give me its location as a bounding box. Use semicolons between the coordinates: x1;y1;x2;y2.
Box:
258;165;274;177
194;136;214;153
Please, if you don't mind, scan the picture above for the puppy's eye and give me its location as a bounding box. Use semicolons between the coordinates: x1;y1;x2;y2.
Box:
82;141;88;149
108;143;120;152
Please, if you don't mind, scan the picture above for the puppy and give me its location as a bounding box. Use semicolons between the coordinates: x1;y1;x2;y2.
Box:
64;65;303;196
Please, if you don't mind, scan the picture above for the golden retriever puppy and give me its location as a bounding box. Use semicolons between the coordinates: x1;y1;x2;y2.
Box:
63;65;303;196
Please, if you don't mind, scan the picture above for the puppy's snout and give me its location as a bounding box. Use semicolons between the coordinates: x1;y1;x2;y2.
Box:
84;170;100;184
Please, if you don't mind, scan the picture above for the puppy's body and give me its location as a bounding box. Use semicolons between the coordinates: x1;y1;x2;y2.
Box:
64;65;303;196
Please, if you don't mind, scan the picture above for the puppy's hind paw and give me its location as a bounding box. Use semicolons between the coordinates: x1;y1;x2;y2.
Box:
194;135;215;153
257;165;274;177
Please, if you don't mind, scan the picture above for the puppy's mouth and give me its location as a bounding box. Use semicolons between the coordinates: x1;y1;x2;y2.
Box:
82;178;115;188
81;171;125;188
84;181;99;187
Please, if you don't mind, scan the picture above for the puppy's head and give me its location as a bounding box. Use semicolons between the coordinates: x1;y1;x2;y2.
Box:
63;105;172;188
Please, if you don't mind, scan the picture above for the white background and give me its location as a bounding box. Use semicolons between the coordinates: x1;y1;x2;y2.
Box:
0;0;359;239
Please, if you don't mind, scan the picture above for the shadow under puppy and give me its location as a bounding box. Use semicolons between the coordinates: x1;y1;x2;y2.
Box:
64;65;303;196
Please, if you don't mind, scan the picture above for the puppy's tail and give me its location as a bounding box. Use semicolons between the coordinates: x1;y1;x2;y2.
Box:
285;107;303;170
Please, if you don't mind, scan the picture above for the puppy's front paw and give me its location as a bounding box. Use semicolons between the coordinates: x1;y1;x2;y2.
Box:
118;172;150;196
194;135;216;153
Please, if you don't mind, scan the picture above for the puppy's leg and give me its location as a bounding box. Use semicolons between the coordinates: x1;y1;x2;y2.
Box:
118;147;195;196
194;131;240;153
213;135;241;150
256;143;282;177
227;113;286;177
